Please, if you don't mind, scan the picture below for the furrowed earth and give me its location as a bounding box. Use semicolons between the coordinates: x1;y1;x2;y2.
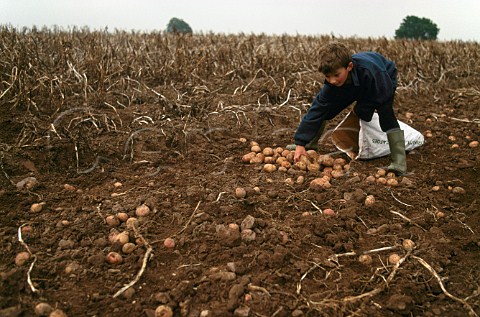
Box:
0;30;479;317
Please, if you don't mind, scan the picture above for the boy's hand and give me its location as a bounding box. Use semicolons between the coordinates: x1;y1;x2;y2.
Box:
294;145;307;162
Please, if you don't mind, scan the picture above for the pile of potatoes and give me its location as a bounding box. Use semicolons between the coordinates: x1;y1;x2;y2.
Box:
242;141;350;189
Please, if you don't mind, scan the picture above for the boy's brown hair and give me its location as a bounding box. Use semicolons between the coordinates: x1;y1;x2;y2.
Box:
317;42;353;75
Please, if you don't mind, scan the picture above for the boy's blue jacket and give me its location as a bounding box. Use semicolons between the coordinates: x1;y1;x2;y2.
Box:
293;52;397;146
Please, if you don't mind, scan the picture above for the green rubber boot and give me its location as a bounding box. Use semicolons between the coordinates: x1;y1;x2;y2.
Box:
286;121;326;151
386;129;407;175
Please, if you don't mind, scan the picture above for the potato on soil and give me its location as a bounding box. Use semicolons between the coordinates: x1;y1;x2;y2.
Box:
469;140;479;148
135;204;150;217
402;239;415;251
262;147;274;156
15;251;30;266
235;187;247;199
323;208;335;216
320;155;334;167
155;305;173;317
163;237;175;248
310;177;332;189
242;152;256;163
388;253;401;264
106;252;123;264
251;145;261;153
34;302;53;316
358;254;372;265
263;164;277;173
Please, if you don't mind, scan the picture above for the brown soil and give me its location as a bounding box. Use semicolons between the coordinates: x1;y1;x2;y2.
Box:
1;31;479;317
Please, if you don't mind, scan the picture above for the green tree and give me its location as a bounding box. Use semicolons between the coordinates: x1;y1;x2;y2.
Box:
395;15;439;40
166;18;192;34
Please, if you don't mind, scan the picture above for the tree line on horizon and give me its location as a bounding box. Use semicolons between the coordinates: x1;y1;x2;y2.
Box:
166;15;440;40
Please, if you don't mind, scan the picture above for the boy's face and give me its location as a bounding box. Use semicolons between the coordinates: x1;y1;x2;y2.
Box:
324;62;353;87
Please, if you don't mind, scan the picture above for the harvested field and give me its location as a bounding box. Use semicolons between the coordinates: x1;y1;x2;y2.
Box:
1;27;479;316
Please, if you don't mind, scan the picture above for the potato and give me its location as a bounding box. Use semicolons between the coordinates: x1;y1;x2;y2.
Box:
163;237;175;249
358;254;373;265
333;163;343;171
155;305;173;317
275;147;284;154
114;231;130;245
15;251;30;266
309;177;331;189
34;302;53;316
30;202;45;213
376;169;387;177
116;212;129;222
307;162;320;172
376;177;387;185
235;187;247;199
331;170;344;179
295;161;307;171
366;175;376;183
135;204;150;217
263;164;277;173
122;242;136;254
251;145;261;153
296;175;305;184
334;158;347;166
364;195;375;206
106;252;123;264
105;215;120;227
469;140;479;148
242;152;256;163
386;178;398;186
263;156;275;164
323;208;335;216
249;156;264;164
320;155;334;167
306;150;318;161
262;147;274;156
278;166;287;173
281;149;290;157
284;178;294;186
402;239;415;251
276;156;287;165
281;161;292;169
388;253;401;265
322;167;333;177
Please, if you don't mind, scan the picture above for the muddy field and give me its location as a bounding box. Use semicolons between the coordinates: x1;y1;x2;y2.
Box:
0;28;479;317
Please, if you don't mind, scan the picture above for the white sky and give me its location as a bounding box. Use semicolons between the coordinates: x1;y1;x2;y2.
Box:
1;0;479;42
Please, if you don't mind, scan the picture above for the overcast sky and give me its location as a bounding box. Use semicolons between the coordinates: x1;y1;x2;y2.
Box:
1;0;479;42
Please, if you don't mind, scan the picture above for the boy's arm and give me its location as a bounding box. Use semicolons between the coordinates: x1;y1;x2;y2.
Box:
293;90;332;146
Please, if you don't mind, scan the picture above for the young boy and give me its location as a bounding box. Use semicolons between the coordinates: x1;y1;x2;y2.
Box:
288;41;407;175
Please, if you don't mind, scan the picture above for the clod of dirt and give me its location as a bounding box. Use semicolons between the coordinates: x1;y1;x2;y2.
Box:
241;229;256;242
233;305;250;317
16;176;38;190
227;283;245;310
343;188;365;202
216;224;241;247
385;294;414;314
240;215;255;230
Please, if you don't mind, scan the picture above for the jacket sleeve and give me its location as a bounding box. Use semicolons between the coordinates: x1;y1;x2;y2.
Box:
293;85;350;146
